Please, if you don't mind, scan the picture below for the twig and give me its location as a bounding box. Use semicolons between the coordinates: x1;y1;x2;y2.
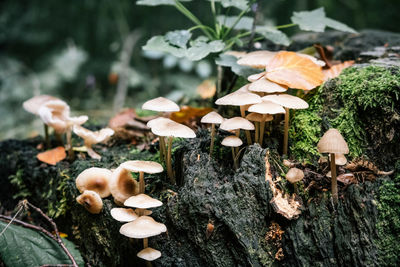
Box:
0;205;23;237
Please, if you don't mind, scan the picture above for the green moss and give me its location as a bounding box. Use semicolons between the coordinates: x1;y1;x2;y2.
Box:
9;169;30;199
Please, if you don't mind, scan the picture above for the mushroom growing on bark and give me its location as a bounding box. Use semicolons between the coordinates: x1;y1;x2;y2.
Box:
221;135;243;169
285;168;304;194
109;165;140;205
73;125;114;159
75;167;112;198
76;190;103;214
317;128;349;204
110;208;139;222
200;111;224;156
245;113;273;144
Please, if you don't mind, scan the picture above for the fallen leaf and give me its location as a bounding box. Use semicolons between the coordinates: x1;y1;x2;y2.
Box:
109;108;137;129
323;60;354;80
265;51;324;90
170;106;213;124
197;79;216;99
37;146;66;165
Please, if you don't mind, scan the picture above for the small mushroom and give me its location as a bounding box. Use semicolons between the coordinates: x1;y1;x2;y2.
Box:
124;194;163;209
237;50;277;69
110;208;138;222
76;190;103;214
109;165;140;205
248;72;266;82
73;125;114;159
285;168;304;194
75;167;112;198
137;247;162;262
317;129;349;204
200;111;224;156
248;78;288;95
221;136;243;169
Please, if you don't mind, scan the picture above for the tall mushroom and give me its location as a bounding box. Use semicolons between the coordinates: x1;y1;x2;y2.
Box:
245;113;273;144
317;128;349;204
262;94;309;155
73;125;114;160
200;111;224;156
221;136;243;169
285;168;304;194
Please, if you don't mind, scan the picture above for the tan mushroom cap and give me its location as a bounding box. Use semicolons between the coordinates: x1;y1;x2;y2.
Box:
249;78;288;93
146;117;171;128
248;100;286;115
330;153;347;166
151;119;196;138
124;194;163;209
121;160;163;174
237;50;277;69
73;125;114;146
119;215;167;239
262;94;309;109
142;97;180;112
286;168;305;183
201;111;224;124
75;167;112;198
248;72;266;82
246;113;273;122
215;89;262;106
76;190;103;214
109;165;140;205
221;136;243;147
220;117;254;131
23;95;59;115
317;128;349;154
110;208;138;222
137;247;162;261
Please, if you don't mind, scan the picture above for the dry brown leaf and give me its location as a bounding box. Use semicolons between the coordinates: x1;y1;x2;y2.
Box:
108;108;137;129
170;106;213;124
197;80;216;99
323;61;354;81
37;146;66;165
265;51;324;90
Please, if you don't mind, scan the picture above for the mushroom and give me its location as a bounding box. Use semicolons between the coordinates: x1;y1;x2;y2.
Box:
137;247;162;262
73;125;114;160
142;97;180;164
330;153;347;166
285;168;304;194
110;208;139;222
76;190;103;214
221;136;243;169
262;94;309;155
248;72;266;82
109;165;140;205
317;128;349;204
200;111;224;156
248;100;285;146
151;119;196;184
75;167;112;198
124;193;163;216
219;117;254;155
120;161;163;195
215;86;261;144
245;113;273;144
248;77;288;95
237;50;277;69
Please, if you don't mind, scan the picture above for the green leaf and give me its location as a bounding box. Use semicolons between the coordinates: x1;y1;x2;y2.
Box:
217;15;254;30
209;0;249;9
186;38;225;61
291;7;357;33
137;0;192;6
256;26;291;46
215;54;259;77
142;35;184;58
0;221;84;267
165;30;192;48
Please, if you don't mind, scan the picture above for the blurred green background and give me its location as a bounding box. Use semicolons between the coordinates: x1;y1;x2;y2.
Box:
0;0;398;139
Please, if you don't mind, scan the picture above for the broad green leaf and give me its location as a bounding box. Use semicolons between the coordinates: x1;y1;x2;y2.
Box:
216;54;259;77
137;0;191;6
0;221;84;267
142;35;184;58
209;0;249;10
291;7;357;33
186;38;225;61
165;30;192;48
217;15;254;30
256;26;291;46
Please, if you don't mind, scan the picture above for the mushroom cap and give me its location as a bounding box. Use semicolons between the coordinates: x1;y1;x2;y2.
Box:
137;247;162;261
220;117;254;131
317;128;349;154
73;125;114;146
142;97;180;112
249;78;288;93
23;95;59;115
110;208;138;222
331;153;347;166
298;53;326;67
124;193;163;209
215;90;262;106
75;167;112;198
237;50;277;69
248;72;266;82
119;216;167;239
200;111;224;124
109;165;140;205
248;101;286;115
262;94;309;109
246;113;273;122
221;136;243;147
151;119;196;138
121;160;163;174
286;168;305;183
76;190;103;214
146;117;171;128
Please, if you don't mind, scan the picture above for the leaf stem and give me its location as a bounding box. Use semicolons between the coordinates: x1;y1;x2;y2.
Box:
276;23;296;29
222;7;250;40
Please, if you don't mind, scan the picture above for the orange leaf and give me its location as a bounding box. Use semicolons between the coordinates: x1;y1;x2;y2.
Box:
170;106;213;124
323;60;354;81
37;146;66;165
265;51;324;90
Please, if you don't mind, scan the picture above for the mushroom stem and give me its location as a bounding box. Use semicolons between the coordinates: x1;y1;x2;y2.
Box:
44;124;50;149
55;132;64;146
209;123;215;156
259;115;266;146
293;183;298;194
158;136;165;164
254;122;259;144
235;130;240;155
231;147;238;169
330;153;338;204
143;238;148;248
139;171;145;194
66;127;74;161
86;145;101;160
166;136;175;184
240;106;252;144
283;107;290;156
